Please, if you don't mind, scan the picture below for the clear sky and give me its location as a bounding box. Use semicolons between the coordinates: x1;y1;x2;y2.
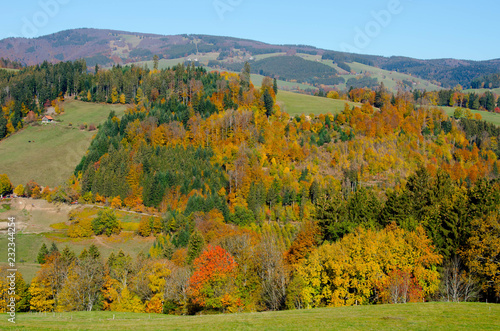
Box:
0;0;498;61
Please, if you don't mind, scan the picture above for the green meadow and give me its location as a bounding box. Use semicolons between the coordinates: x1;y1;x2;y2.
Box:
0;101;127;187
0;302;498;330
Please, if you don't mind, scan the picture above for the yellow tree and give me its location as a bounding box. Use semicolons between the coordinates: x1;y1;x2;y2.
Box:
29;276;54;312
111;87;119;104
462;212;500;299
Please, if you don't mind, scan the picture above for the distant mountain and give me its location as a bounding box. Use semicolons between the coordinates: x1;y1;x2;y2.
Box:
1;28;499;89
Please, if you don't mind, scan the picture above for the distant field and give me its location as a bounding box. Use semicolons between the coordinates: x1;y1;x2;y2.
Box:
1;302;498;330
277;90;359;116
438;106;500;126
250;74;313;91
0;67;19;72
345;62;443;92
462;87;500;95
0;101;127;187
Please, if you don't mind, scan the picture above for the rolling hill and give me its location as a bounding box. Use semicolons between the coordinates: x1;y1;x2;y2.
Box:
1;28;500;90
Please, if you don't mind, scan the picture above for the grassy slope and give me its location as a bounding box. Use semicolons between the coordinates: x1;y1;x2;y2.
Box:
1;303;498;330
279;54;443;92
0;100;127;187
343;62;443;92
462;87;500;95
276;90;359;116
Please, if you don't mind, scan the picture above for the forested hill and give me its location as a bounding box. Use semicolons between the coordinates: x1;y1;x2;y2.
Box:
2;60;500;313
1;28;500;88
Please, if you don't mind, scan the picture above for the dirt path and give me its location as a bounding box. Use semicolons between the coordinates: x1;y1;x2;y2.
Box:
92;235;113;249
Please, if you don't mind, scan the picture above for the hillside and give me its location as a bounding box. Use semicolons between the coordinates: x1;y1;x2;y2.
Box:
1;28;500;89
0;100;127;187
0;303;498;330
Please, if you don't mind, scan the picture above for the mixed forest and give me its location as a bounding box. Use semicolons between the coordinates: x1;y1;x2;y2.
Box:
1;59;500;315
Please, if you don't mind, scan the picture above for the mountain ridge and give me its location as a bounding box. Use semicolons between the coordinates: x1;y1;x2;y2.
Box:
1;28;499;88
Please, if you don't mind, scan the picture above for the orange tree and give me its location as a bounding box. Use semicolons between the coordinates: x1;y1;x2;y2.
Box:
187;245;241;313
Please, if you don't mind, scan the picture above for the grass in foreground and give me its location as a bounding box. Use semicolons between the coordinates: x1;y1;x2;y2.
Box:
0;302;498;330
0;100;127;187
277;90;360;116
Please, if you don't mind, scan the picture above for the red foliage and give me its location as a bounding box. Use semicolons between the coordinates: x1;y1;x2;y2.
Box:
188;245;237;306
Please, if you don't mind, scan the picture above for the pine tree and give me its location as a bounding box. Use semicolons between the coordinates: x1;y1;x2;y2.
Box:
0;116;7;139
273;78;278;95
263;90;274;117
37;244;49;264
49;243;59;255
187;230;205;265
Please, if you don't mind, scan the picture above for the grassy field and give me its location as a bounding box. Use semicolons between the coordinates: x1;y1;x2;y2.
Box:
0;303;498;330
277;90;360;116
0;100;127;187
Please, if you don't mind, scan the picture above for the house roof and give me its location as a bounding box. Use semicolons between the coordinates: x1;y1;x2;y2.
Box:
43;115;54;120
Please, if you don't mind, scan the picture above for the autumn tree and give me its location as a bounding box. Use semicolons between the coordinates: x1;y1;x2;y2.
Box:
462;212;500;300
296;225;441;307
0;173;12;196
188;245;241;313
0;267;30;312
58;245;105;311
256;233;289;310
285;221;321;266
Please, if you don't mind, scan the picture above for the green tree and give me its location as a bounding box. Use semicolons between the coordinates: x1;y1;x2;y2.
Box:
37;244;49;264
240;62;251;90
229;206;256;226
273;78;278;95
187;230;205;265
92;208;121;236
263;90;274;117
49;243;59;255
266;179;281;209
0;116;7;140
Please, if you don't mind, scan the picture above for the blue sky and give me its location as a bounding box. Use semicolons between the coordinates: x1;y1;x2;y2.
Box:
1;0;498;61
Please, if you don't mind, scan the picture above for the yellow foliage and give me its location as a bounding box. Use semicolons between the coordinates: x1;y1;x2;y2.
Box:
29;276;54;312
296;225;441;307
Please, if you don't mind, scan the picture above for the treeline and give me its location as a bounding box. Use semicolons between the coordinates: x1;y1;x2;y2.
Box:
470;73;500;89
0;57;23;69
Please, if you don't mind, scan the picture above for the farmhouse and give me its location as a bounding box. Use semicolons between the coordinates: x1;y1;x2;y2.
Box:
42;115;54;124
